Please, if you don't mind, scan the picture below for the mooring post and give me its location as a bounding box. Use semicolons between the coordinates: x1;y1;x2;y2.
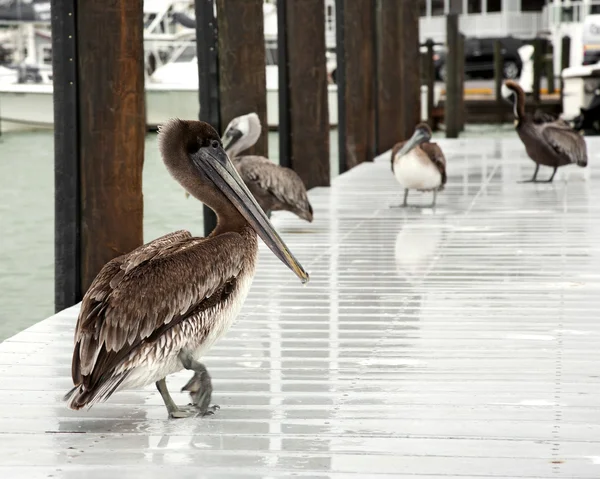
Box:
216;0;268;157
375;1;402;154
51;0;145;306
546;42;555;95
51;0;80;310
280;0;330;188
195;0;220;235
399;1;421;139
445;12;459;138
494;39;503;124
336;0;376;174
532;37;542;106
457;32;465;132
425;39;435;129
276;0;291;168
560;36;571;112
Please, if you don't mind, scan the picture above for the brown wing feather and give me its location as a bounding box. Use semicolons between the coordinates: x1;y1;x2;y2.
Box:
421;142;447;187
71;230;247;394
539;122;588;166
235;155;312;214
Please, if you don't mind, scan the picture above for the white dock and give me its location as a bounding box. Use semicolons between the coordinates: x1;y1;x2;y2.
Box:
1;137;600;478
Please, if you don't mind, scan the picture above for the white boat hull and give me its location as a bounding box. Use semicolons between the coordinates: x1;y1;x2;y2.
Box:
0;83;339;132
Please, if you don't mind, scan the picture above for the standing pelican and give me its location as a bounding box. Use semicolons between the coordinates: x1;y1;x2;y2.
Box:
391;122;447;208
64;119;309;419
504;80;588;183
221;112;314;222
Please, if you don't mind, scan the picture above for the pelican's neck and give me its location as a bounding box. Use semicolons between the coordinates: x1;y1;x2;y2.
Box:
510;85;526;121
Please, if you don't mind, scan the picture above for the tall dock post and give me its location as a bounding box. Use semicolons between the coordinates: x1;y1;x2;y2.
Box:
375;1;420;154
494;39;503;124
336;0;376;174
52;0;145;309
278;0;330;188
195;0;220;235
445;10;460;138
195;0;268;236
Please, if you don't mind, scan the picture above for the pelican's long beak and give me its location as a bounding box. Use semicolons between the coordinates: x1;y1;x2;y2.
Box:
190;143;309;284
396;128;430;158
221;127;243;153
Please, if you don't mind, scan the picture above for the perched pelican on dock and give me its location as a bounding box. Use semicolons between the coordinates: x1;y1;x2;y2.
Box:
64;119;309;419
391;122;447;208
220;112;314;222
503;80;588;183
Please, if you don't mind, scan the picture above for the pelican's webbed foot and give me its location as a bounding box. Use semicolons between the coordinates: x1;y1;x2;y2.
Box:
179;351;220;416
156;378;202;419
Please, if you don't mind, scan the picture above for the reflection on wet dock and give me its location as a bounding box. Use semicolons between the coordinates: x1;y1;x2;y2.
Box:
1;137;600;478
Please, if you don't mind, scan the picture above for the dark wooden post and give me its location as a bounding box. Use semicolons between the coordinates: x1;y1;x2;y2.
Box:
51;0;80;310
336;0;376;173
52;0;145;305
216;0;268;157
494;39;503;123
533;37;543;106
458;32;465;132
425;39;435;128
445;12;460;138
281;0;330;188
373;1;420;151
399;1;421;139
78;0;145;294
195;0;220;235
560;36;571;111
277;0;291;168
546;43;555;95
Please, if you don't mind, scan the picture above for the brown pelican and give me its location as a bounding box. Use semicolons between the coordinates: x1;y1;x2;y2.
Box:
503;80;588;183
391;123;447;208
64;119;309;419
221;112;314;222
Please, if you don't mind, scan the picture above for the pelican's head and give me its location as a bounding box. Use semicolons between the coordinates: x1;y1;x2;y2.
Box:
158;118;309;284
395;122;432;158
222;112;262;158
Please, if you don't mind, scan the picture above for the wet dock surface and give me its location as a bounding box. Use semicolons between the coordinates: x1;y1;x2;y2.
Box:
1;137;600;478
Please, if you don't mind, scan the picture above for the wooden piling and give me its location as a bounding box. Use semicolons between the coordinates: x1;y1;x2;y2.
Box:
280;0;330;188
195;0;220;235
458;33;465;132
216;0;268;157
560;36;571;112
51;0;80;310
494;39;503;123
445;12;459;138
425;39;435;129
77;0;145;294
375;1;401;154
546;42;555;95
375;1;420;153
398;1;421;139
532;37;543;106
336;0;376;173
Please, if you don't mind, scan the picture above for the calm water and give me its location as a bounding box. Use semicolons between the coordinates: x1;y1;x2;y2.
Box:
0;129;339;341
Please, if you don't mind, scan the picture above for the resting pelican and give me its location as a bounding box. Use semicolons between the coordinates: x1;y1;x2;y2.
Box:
220;112;314;222
504;80;588;183
64;119;309;418
391;122;447;208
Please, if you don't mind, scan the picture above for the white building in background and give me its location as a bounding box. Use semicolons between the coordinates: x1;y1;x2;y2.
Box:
418;0;548;42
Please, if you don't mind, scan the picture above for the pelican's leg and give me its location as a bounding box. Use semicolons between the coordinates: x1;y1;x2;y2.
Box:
179;351;220;416
267;210;272;219
155;378;199;419
545;167;558;183
518;164;540;183
403;189;409;207
430;189;437;208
